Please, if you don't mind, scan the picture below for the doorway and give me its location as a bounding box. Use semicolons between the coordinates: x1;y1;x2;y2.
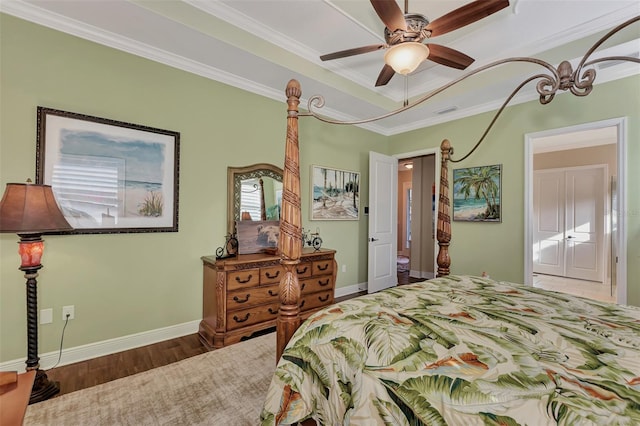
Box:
367;148;440;292
524;118;627;304
395;149;439;283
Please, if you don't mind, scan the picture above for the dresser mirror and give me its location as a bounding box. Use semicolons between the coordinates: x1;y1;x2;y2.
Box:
227;163;283;235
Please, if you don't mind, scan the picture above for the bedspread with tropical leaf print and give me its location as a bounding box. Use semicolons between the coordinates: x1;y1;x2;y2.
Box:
261;275;640;425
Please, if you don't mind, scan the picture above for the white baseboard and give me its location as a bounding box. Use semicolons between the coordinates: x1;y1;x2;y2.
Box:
1;285;372;372
0;320;200;371
335;282;367;298
410;270;434;280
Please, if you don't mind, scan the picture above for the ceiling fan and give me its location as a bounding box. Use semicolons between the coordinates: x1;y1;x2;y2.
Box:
320;0;510;87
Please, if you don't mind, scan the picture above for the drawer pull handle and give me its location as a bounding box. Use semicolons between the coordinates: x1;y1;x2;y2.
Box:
296;266;308;274
300;283;306;291
233;294;250;303
317;264;329;271
268;289;278;296
300;300;306;309
235;274;253;284
233;313;250;323
319;294;330;302
268;307;279;315
318;279;330;287
266;271;280;279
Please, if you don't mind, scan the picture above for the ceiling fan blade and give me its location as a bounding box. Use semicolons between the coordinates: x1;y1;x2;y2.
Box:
426;44;474;70
426;0;509;37
375;64;396;87
370;0;407;32
320;44;387;61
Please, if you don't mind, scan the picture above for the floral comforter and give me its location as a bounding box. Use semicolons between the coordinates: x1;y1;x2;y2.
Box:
261;275;640;425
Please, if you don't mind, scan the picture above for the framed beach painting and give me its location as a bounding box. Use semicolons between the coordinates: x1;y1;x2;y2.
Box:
36;107;180;234
453;164;502;222
311;165;360;220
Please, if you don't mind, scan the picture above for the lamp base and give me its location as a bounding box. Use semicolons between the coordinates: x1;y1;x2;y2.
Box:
28;369;60;404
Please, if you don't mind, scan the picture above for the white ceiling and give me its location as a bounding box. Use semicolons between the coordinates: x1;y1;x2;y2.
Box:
2;0;639;135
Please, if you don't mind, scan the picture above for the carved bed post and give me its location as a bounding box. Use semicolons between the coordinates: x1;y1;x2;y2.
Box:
277;79;303;360
437;139;452;277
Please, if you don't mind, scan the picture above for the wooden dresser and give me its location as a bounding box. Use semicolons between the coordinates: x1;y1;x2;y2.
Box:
199;248;336;349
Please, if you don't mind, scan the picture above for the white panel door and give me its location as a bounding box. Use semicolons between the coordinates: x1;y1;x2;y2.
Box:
533;171;565;276
533;166;606;282
565;166;605;282
368;152;398;293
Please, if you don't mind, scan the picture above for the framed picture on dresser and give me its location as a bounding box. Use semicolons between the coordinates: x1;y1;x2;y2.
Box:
35;107;180;234
236;220;280;254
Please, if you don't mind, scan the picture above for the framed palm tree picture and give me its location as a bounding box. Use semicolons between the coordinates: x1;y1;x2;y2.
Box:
452;164;502;222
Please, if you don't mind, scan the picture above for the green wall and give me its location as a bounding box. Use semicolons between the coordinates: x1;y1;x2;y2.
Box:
1;14;638;364
389;75;640;305
0;15;385;362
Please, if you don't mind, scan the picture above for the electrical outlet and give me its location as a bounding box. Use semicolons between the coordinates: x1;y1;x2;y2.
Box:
62;305;75;320
341;264;347;273
40;308;53;324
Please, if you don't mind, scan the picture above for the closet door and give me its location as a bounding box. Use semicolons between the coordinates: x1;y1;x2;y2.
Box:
533;170;565;276
564;167;605;282
533;166;606;282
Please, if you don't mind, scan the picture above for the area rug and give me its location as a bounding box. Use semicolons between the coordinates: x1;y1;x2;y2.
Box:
24;333;276;425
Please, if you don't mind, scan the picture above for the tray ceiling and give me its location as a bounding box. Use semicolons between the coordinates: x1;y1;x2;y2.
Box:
2;0;639;135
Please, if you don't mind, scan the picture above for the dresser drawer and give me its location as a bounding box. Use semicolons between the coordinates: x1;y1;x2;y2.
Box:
226;302;280;331
295;263;312;278
300;276;333;295
300;290;333;312
226;285;279;311
312;260;333;276
227;268;260;291
260;266;284;285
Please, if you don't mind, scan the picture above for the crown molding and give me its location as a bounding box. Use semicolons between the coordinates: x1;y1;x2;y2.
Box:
1;0;637;137
1;0;390;135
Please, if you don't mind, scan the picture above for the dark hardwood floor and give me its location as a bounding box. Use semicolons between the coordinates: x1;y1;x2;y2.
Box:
46;333;208;397
44;271;422;398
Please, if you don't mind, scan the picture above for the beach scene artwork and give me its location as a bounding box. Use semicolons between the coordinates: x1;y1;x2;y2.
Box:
39;109;178;232
453;164;502;222
311;166;359;220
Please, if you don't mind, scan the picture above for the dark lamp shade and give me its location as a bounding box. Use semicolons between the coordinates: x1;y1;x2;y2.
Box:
0;183;73;234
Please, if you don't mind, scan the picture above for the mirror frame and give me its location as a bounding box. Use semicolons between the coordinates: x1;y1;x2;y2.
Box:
227;163;283;235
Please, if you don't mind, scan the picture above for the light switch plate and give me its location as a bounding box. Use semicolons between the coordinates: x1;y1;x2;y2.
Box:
40;308;53;324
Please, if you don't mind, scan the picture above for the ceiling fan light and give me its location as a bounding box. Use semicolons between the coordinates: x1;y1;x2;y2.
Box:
384;42;430;75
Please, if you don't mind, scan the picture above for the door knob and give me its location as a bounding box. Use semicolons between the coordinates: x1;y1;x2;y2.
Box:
369;237;379;242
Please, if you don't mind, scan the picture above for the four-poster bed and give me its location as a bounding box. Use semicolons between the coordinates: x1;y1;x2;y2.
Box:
266;15;640;426
274;80;459;360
